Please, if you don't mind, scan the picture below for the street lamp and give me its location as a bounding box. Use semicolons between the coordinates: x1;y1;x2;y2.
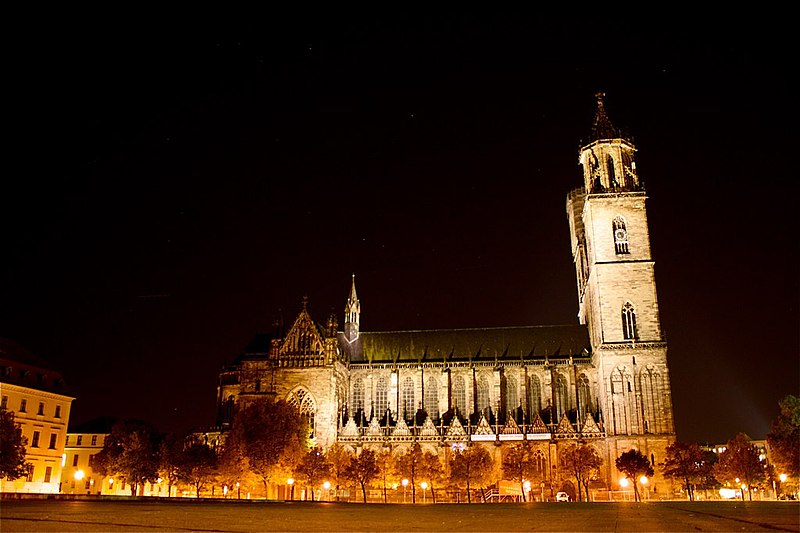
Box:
323;481;331;501
420;481;429;503
779;473;787;483
236;482;241;500
74;470;85;481
401;478;409;503
523;480;531;502
287;478;294;501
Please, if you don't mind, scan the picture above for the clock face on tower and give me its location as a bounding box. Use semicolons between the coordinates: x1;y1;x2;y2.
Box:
614;228;627;242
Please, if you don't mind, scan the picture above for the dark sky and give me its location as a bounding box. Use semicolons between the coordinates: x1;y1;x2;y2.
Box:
3;9;797;444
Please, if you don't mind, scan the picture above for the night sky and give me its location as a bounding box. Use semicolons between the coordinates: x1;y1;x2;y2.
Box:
3;10;796;444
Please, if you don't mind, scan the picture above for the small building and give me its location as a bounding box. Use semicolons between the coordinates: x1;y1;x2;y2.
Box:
0;338;74;494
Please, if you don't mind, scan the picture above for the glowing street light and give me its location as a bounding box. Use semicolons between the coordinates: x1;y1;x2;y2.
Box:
287;478;294;501
639;476;648;485
236;481;241;500
619;477;629;488
523;480;531;502
74;470;85;481
420;481;429;503
322;481;331;501
401;478;409;503
779;473;787;483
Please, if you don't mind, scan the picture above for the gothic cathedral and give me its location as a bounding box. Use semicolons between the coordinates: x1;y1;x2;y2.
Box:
214;94;676;499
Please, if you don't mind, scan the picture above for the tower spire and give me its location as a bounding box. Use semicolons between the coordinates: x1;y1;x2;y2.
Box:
590;92;618;141
344;273;360;342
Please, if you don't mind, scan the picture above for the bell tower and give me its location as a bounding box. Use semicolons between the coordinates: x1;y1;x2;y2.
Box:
567;94;675;441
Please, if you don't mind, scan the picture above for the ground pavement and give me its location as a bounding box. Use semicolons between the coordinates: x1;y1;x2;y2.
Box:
1;499;798;532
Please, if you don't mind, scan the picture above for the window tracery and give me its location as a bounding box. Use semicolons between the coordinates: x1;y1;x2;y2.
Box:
622;302;638;340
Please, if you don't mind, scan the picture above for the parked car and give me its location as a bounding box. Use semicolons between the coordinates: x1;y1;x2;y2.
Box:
555;492;570;502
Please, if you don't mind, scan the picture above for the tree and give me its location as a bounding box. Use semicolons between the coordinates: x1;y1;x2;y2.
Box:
93;419;162;496
230;400;308;496
325;443;352;501
178;441;218;497
418;451;444;503
344;449;379;503
662;441;707;501
714;433;766;501
395;443;424;503
502;442;537;502
158;433;187;497
216;439;249;498
767;395;800;479
449;445;494;503
375;449;395;503
0;407;30;480
562;443;603;502
615;449;654;502
295;447;331;501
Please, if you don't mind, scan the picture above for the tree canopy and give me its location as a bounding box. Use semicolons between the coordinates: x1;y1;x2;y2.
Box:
344;449;378;503
714;433;765;501
295;447;331;500
501;442;537;502
449;445;494;503
767;394;800;479
662;441;715;501
0;407;30;480
92;419;162;496
615;449;654;502
562;443;603;502
229;399;308;494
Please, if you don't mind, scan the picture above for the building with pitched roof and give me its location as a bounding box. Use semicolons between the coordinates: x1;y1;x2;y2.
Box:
213;95;676;501
0;338;74;493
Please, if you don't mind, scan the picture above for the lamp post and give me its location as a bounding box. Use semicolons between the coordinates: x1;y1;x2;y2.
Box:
323;481;331;502
639;476;649;501
420;481;428;503
523;480;531;502
236;482;241;500
287;478;294;501
402;478;408;503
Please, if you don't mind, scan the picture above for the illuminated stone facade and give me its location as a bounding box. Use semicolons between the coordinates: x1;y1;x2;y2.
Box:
215;95;676;500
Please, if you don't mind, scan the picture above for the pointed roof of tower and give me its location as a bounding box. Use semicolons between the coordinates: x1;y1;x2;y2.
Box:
348;273;358;304
590;92;619;141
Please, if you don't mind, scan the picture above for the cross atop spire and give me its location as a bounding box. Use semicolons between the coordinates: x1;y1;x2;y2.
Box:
590;92;618;141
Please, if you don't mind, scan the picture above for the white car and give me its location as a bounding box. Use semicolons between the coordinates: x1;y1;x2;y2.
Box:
555;492;570;502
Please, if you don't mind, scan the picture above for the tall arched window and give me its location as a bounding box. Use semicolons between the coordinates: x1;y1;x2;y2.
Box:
375;377;388;418
352;378;365;414
577;373;592;419
533;450;546;474
452;375;466;416
622;302;638;340
402;376;415;421
505;376;518;413
639;366;664;433
607;155;617;188
424;376;439;421
287;388;317;439
613;216;629;254
554;374;569;420
527;375;542;415
477;376;490;415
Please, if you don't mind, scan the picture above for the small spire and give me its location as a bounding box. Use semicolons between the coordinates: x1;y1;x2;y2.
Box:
348;273;358;303
301;295;309;309
591;92;618;141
